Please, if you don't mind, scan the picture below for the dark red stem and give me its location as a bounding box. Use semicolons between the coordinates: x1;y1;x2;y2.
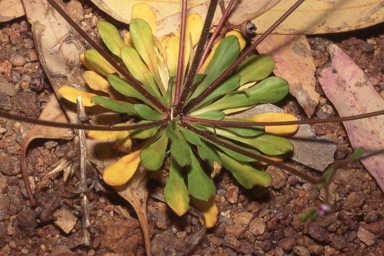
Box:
197;0;236;72
185;109;384;126
0;110;170;131
173;0;219;116
174;0;188;104
46;0;167;112
183;0;305;114
182;122;319;184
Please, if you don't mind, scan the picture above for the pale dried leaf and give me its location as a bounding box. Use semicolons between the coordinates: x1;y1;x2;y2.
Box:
319;44;384;191
253;0;384;34
0;0;25;22
256;34;319;117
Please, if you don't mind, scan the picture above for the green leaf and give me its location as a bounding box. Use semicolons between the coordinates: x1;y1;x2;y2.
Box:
200;77;289;112
164;158;190;216
203;126;293;155
108;74;151;105
85;49;118;77
166;124;176;139
166;77;176;105
130;19;164;94
97;21;125;57
236;55;275;85
91;96;136;115
193;75;240;110
188;36;240;103
221;126;264;137
351;147;364;160
218;152;271;188
197;140;222;167
190;110;225;120
141;132;168;171
130;121;160;139
213;138;262;162
121;47;161;96
178;127;201;145
133;104;164;120
187;148;216;201
171;130;191;167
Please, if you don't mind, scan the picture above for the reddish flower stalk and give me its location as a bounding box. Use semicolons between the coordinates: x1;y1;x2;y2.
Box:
174;0;188;104
197;0;237;72
184;110;384;126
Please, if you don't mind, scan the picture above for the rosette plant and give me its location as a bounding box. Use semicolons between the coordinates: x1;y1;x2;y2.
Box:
57;2;299;224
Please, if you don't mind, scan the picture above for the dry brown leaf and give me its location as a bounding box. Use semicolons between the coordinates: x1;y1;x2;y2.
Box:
20;96;73;206
0;0;25;22
256;34;319;117
89;0;280;38
253;0;384;34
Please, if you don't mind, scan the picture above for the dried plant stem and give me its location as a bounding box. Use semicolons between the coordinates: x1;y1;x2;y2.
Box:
46;0;167;112
182;122;320;184
197;0;236;72
184;109;384;126
184;0;306;113
174;0;188;104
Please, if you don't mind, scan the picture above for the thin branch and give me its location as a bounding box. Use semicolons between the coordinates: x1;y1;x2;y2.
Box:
174;0;188;104
46;0;167;112
0;110;170;131
173;0;220;116
184;109;384;126
197;0;236;72
182;122;320;184
183;0;305;114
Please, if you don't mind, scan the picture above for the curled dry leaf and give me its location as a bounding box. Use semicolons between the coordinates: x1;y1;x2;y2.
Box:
319;44;384;191
256;34;319;117
20;96;74;206
0;0;25;22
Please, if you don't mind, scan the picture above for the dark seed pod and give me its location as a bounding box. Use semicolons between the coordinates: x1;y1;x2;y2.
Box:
240;21;257;36
30;77;45;92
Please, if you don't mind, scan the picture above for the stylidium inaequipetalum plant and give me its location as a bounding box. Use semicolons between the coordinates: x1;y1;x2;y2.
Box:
2;0;384;229
56;2;299;223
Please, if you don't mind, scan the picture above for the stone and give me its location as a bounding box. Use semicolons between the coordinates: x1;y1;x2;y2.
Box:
210;236;224;247
224;234;240;250
332;169;362;192
233;212;253;226
363;219;384;238
16;91;40;118
330;235;346;251
249;218;265;236
289;124;336;171
225;185;239;204
308;222;330;244
0;245;11;256
364;210;378;223
0;76;16;96
0;194;9;221
357;227;375;246
102;219;144;255
293;246;310;256
278;238;295;251
266;166;287;189
66;0;84;23
53;208;78;234
342;192;366;211
16;207;37;233
51;245;73;256
9;55;26;67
